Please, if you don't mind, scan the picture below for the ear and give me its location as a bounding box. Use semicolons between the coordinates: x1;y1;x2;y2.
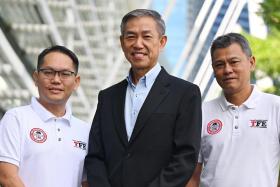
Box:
159;35;167;50
249;56;256;72
73;75;80;90
33;71;39;87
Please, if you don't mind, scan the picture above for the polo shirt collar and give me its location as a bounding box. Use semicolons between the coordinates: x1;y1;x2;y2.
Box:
31;97;72;125
243;85;261;109
126;63;161;88
219;85;261;111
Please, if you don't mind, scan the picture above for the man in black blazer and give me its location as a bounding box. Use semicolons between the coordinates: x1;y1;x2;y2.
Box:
85;9;202;187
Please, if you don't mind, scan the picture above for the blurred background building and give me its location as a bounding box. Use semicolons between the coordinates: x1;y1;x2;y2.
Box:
0;0;266;122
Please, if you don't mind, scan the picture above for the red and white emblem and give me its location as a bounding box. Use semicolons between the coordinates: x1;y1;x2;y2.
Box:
30;128;47;143
207;119;223;135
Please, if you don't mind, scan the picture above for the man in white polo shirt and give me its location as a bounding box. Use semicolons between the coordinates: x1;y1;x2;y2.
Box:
0;45;90;187
186;33;280;187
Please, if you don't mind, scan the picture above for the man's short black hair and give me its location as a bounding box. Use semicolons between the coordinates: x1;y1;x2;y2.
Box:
211;33;252;60
37;45;79;73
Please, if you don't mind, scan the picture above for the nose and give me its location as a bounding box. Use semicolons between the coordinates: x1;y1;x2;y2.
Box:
52;72;62;83
133;37;144;49
224;63;233;74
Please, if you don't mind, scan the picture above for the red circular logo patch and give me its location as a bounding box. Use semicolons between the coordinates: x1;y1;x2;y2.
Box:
30;128;47;143
207;119;223;135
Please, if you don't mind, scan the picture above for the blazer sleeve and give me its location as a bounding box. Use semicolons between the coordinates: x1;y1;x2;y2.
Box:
148;85;202;187
85;91;111;187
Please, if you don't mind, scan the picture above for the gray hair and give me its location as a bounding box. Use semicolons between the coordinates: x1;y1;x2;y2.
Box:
120;9;166;36
211;33;252;60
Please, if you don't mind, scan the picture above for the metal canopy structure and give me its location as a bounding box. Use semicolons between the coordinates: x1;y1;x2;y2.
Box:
0;0;152;122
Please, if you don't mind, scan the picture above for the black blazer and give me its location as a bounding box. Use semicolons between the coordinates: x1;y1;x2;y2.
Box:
85;68;202;187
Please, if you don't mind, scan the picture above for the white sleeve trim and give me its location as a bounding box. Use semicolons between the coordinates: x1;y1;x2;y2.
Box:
0;156;20;167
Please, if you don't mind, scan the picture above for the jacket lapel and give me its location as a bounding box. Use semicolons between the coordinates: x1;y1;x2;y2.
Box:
129;68;170;143
112;80;129;147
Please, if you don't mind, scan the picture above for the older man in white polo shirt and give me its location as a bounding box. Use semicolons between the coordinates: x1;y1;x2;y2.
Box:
186;33;280;187
0;45;90;187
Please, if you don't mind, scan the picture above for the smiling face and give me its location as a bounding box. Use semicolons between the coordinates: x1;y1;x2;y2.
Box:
33;51;80;110
120;16;167;75
212;43;255;97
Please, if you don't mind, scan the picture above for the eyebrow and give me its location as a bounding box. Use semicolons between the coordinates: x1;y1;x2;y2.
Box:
212;60;224;64
124;29;153;35
40;66;74;71
123;31;136;35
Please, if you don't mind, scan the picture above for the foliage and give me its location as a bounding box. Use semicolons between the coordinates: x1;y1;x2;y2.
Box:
241;0;280;95
244;29;280;95
259;0;280;30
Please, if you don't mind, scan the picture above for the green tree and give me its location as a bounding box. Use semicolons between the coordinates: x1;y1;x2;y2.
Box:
260;0;280;30
245;30;280;95
243;0;280;95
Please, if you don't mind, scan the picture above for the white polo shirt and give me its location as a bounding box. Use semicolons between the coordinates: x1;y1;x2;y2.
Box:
199;86;280;187
0;97;90;187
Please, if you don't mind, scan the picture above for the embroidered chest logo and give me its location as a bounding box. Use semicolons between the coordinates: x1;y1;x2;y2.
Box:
207;119;223;135
249;120;268;128
30;128;47;143
73;140;87;150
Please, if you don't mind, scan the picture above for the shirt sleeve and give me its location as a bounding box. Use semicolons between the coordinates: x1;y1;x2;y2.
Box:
0;112;22;166
198;102;206;164
197;119;204;164
198;149;203;163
